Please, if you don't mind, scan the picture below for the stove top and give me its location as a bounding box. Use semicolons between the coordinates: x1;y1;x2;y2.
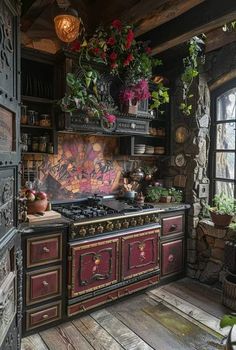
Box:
53;198;154;221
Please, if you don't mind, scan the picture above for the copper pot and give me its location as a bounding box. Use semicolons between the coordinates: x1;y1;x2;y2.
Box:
27;199;48;214
129;168;145;182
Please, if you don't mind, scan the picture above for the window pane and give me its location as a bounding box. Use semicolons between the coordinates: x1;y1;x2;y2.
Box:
215;181;234;197
216;122;235;150
215;152;235;179
217;87;236;121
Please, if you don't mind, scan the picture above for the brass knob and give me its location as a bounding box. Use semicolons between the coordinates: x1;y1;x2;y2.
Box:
88;226;95;235
106;221;114;231
137;217;144;225
42;247;50;253
123;220;129;228
131;218;137;226
79;227;87;236
115;221;121;230
80;305;86;311
97;225;104;233
145;216;150;223
42;314;49;319
42;280;48;287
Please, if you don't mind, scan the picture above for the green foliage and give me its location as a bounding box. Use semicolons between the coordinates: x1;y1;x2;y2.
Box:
150;82;169;113
146;187;163;202
222;21;236;32
220;314;236;328
206;193;236;216
179;36;205;116
169;188;183;203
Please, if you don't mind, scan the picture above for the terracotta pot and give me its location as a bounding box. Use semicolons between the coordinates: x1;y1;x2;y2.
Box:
159;196;172;203
121;100;138;115
210;211;233;228
27;199;48;214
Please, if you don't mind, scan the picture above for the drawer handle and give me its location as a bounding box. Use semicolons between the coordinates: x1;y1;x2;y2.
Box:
170;224;177;231
124;289;130;295
42;314;49;319
148;280;155;285
42;247;50;253
42;280;49;287
108;295;115;301
80;305;86;311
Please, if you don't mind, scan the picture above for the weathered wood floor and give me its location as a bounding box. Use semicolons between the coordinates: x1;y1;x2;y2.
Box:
22;278;231;350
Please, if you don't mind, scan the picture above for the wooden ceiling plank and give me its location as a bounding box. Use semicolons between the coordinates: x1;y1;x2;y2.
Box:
139;0;236;54
205;27;236;53
21;0;55;32
122;0;205;37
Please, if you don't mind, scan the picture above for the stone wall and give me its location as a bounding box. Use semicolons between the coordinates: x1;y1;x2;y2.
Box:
159;43;236;285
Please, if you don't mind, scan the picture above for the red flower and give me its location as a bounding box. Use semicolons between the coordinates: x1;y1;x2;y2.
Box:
125;29;134;49
145;47;152;54
111;19;122;31
110;51;117;61
107;37;116;46
123;53;134;66
93;48;100;55
70;40;81;52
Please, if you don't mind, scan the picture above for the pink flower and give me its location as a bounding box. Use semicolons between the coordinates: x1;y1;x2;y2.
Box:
93;47;100;55
119;89;135;102
110;51;117;61
107;37;116;46
70;40;81;52
105;114;116;123
133;80;150;100
111;62;118;69
111;19;122;31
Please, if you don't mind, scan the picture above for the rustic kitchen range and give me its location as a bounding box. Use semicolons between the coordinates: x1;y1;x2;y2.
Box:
20;196;188;335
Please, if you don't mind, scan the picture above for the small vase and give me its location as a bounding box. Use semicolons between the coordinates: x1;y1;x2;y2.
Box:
121;99;138;115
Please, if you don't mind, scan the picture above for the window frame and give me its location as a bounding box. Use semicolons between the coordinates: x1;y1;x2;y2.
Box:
209;78;236;203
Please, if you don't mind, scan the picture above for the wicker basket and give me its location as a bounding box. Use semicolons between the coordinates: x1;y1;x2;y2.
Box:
223;274;236;310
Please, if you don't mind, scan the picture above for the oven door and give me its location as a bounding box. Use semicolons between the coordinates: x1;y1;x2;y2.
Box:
68;238;119;297
0;271;16;347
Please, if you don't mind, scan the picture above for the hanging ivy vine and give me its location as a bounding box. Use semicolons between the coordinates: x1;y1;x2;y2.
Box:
179;35;205;116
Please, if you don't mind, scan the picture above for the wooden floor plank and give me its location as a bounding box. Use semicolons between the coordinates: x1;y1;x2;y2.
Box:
91;309;154;350
40;322;94;350
107;293;222;350
21;334;49;350
73;315;124;350
148;287;230;337
162;277;229;318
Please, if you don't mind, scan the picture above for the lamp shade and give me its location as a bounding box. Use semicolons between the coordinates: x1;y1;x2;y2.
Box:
54;13;80;43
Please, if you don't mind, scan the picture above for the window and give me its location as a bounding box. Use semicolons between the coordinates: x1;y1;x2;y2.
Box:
210;80;236;199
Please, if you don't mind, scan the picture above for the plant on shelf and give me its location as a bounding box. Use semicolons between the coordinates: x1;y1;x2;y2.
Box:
169;188;183;203
60;19;169;120
205;193;236;228
146;186;163;202
222;20;236;32
179;35;205;116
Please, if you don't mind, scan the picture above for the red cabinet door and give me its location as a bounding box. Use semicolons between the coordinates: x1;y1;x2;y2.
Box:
161;239;184;276
69;238;119;297
121;229;159;280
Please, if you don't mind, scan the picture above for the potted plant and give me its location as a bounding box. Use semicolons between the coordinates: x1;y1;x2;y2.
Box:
220;314;236;349
146;186;162;202
205;193;236;228
169;188;183;203
159;188;172;203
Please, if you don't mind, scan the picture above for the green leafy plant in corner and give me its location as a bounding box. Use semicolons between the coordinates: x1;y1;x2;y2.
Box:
169;188;183;203
179;35;205;116
150;82;169;114
205;193;236;216
146;186;163;202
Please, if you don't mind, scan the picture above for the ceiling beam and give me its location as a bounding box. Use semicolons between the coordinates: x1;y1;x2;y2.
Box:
121;0;205;37
21;0;55;32
205;27;236;53
139;0;236;55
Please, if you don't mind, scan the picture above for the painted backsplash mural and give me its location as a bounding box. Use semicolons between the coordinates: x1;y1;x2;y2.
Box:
38;134;122;200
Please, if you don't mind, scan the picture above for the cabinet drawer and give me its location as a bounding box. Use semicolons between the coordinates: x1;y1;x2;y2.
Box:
69;238;119;297
26;301;61;331
161;239;184;276
26;233;62;268
68;275;159;317
162;215;183;236
121;229;159;280
26;266;62;305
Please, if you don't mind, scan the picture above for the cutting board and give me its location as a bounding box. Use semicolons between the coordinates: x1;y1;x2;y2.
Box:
27;210;61;223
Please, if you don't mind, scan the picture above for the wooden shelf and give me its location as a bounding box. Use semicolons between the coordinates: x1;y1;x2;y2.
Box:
137;134;166;139
20;124;53;130
22;95;54;104
132;153;166;157
22;152;53;155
